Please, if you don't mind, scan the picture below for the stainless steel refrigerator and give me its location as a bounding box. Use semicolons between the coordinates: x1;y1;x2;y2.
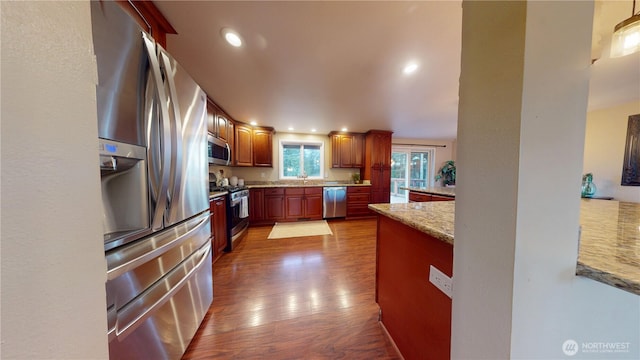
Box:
92;2;212;359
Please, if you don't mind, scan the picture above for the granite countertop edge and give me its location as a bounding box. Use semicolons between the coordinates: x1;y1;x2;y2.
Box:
368;203;454;245
370;198;639;297
576;262;640;296
209;191;228;199
400;186;456;197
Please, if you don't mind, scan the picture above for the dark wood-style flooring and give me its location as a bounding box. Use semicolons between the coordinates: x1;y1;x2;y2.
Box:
182;218;401;359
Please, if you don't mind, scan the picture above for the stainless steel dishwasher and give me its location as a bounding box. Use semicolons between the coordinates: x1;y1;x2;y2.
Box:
323;186;347;218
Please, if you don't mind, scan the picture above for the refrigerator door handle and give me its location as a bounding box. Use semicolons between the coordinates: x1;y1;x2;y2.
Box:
158;50;184;225
115;242;211;340
142;33;171;231
106;212;209;281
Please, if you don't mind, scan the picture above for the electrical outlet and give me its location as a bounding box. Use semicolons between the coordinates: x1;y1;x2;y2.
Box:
429;265;453;298
261;172;265;178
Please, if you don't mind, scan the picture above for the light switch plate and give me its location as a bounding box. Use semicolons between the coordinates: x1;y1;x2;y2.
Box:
429;265;453;298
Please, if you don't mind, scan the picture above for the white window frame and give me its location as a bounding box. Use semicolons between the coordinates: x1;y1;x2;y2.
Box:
279;139;325;180
391;145;436;198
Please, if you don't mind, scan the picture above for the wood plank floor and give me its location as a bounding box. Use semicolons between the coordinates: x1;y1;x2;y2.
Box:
182;218;401;359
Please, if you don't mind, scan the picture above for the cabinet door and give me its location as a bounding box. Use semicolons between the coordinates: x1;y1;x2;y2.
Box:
370;167;391;203
304;194;324;219
284;188;304;220
213;197;228;256
304;187;323;219
265;195;285;221
373;133;392;167
206;101;216;134
285;195;304;219
217;114;229;142
352;134;365;167
235;124;253;166
209;200;216;252
253;128;273;167
330;135;341;168
339;135;354;167
249;189;264;222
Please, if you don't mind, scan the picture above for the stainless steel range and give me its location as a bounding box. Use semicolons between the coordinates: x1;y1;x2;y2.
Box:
211;185;249;251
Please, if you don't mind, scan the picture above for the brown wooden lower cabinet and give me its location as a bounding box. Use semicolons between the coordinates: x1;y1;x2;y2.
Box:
376;214;452;360
264;188;285;222
431;194;455;201
249;189;265;223
249;187;323;225
347;186;372;217
209;196;228;263
408;191;454;202
285;187;322;221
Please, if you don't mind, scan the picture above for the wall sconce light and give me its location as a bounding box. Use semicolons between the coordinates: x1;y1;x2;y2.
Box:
611;0;640;57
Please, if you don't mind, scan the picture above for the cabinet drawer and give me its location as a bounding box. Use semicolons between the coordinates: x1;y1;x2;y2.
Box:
431;195;454;201
304;187;323;195
285;187;304;195
408;192;431;202
264;188;284;195
347;204;371;216
347;186;370;194
347;193;370;202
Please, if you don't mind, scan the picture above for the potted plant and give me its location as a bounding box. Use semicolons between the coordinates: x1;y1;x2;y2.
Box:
351;172;361;184
435;160;456;187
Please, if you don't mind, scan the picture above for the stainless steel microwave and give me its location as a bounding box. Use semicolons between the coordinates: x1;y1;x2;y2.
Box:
208;134;231;165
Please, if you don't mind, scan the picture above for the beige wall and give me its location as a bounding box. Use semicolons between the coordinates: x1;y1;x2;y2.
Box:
583;100;640;202
213;134;456;185
211;132;361;183
1;2;109;359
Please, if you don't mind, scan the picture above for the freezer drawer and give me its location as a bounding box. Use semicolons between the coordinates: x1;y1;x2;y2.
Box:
323;186;347;218
107;240;212;360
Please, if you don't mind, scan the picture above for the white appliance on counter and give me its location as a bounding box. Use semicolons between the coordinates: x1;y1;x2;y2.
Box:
93;2;211;359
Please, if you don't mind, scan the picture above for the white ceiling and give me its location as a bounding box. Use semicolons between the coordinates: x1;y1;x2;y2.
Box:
155;1;640;139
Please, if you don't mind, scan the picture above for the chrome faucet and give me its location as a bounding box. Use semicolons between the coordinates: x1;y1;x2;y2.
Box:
297;171;308;184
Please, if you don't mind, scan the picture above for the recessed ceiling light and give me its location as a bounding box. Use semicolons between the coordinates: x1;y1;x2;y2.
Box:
403;62;419;75
221;28;242;47
288;127;294;131
341;127;348;132
250;120;257;126
311;128;317;133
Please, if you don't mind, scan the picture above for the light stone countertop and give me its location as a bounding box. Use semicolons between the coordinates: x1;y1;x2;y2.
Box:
368;201;455;245
209;191;228;199
577;199;640;295
369;198;640;295
400;186;456;197
246;182;371;188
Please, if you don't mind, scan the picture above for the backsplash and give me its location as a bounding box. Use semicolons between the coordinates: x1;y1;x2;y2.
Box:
209;164;358;183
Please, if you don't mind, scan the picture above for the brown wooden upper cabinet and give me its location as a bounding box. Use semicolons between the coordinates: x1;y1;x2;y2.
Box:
252;127;273;167
329;132;365;168
117;1;176;49
363;130;393;204
234;123;274;167
206;99;231;141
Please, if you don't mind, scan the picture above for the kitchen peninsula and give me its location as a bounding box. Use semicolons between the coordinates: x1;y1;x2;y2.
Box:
369;199;640;359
